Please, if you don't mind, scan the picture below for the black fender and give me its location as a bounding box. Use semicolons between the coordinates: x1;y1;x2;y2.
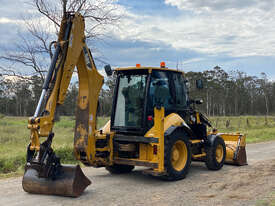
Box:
206;134;221;147
164;122;195;138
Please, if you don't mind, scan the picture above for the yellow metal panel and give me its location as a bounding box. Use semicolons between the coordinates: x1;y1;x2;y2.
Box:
196;112;200;124
29;129;40;151
109;132;114;165
37;116;52;137
152;107;165;172
96;148;109;152
142;111;186;172
75;48;104;165
150;144;158;162
192;153;206;158
139;144;147;160
145;113;185;138
219;133;246;147
190;139;201;144
114;158;158;168
58;13;85;104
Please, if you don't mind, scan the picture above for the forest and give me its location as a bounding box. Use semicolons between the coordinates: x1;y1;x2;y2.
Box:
0;65;273;117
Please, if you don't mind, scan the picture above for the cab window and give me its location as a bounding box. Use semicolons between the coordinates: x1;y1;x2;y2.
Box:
148;71;174;110
114;73;147;127
173;73;188;107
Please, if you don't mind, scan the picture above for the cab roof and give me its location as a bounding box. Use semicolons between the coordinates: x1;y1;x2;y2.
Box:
114;66;184;74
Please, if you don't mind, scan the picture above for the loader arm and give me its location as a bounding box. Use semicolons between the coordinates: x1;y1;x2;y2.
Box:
23;12;103;197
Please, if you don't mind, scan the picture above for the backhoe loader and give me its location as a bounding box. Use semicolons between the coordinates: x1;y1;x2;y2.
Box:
22;12;247;197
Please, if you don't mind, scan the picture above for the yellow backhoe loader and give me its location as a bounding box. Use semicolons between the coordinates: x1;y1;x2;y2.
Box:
22;12;247;197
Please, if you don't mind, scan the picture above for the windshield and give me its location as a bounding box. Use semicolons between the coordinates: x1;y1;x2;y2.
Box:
114;74;147;127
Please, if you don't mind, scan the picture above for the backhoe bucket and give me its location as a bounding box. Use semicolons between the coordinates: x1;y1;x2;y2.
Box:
220;133;247;165
22;165;91;197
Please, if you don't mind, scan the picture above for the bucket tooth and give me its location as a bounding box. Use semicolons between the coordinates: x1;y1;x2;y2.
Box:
22;165;91;197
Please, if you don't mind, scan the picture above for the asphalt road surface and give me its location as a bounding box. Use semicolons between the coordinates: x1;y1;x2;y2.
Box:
1;141;275;206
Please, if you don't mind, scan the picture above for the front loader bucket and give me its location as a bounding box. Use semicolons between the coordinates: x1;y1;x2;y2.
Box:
220;133;248;166
22;165;91;197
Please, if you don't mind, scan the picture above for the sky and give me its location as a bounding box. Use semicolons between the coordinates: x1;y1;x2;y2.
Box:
1;0;275;79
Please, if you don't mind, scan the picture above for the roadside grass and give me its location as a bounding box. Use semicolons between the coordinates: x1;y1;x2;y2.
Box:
254;191;275;206
0;116;109;177
209;116;275;143
1;115;275;177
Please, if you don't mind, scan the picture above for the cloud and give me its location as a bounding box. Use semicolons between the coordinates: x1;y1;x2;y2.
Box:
1;0;275;79
107;0;275;59
164;0;274;12
0;18;22;24
0;23;21;49
94;37;205;69
0;0;35;20
94;35;275;80
117;0;182;16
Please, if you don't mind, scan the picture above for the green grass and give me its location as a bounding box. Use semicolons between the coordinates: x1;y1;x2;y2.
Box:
209;116;275;143
1;115;275;177
0;116;109;177
255;191;275;206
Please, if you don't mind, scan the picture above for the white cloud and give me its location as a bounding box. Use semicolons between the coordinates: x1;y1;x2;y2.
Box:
164;0;274;12
2;0;275;72
181;57;206;65
0;18;22;24
109;0;275;58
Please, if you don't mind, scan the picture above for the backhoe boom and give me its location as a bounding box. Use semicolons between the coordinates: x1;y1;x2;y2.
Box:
23;12;104;197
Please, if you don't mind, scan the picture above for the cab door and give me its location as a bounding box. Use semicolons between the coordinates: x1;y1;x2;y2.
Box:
145;70;175;130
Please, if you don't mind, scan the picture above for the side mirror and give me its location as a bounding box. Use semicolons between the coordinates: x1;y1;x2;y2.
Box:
188;99;203;105
195;99;203;104
104;64;112;76
185;80;190;89
196;79;203;89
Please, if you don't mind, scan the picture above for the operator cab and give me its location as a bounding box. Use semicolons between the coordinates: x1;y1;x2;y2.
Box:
110;64;190;136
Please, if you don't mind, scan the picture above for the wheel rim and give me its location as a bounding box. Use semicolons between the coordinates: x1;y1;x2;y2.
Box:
171;140;188;171
216;144;224;163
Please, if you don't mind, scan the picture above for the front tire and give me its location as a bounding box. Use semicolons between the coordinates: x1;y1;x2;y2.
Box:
105;164;135;174
205;136;226;170
161;131;191;181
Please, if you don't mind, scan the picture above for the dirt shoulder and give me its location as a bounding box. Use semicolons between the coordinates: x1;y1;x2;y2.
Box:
191;159;275;206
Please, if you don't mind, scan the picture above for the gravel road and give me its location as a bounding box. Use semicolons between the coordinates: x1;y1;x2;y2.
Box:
1;141;275;206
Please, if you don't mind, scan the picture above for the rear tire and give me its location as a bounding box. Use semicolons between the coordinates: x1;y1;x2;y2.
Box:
205;136;226;170
161;131;191;181
105;164;135;174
